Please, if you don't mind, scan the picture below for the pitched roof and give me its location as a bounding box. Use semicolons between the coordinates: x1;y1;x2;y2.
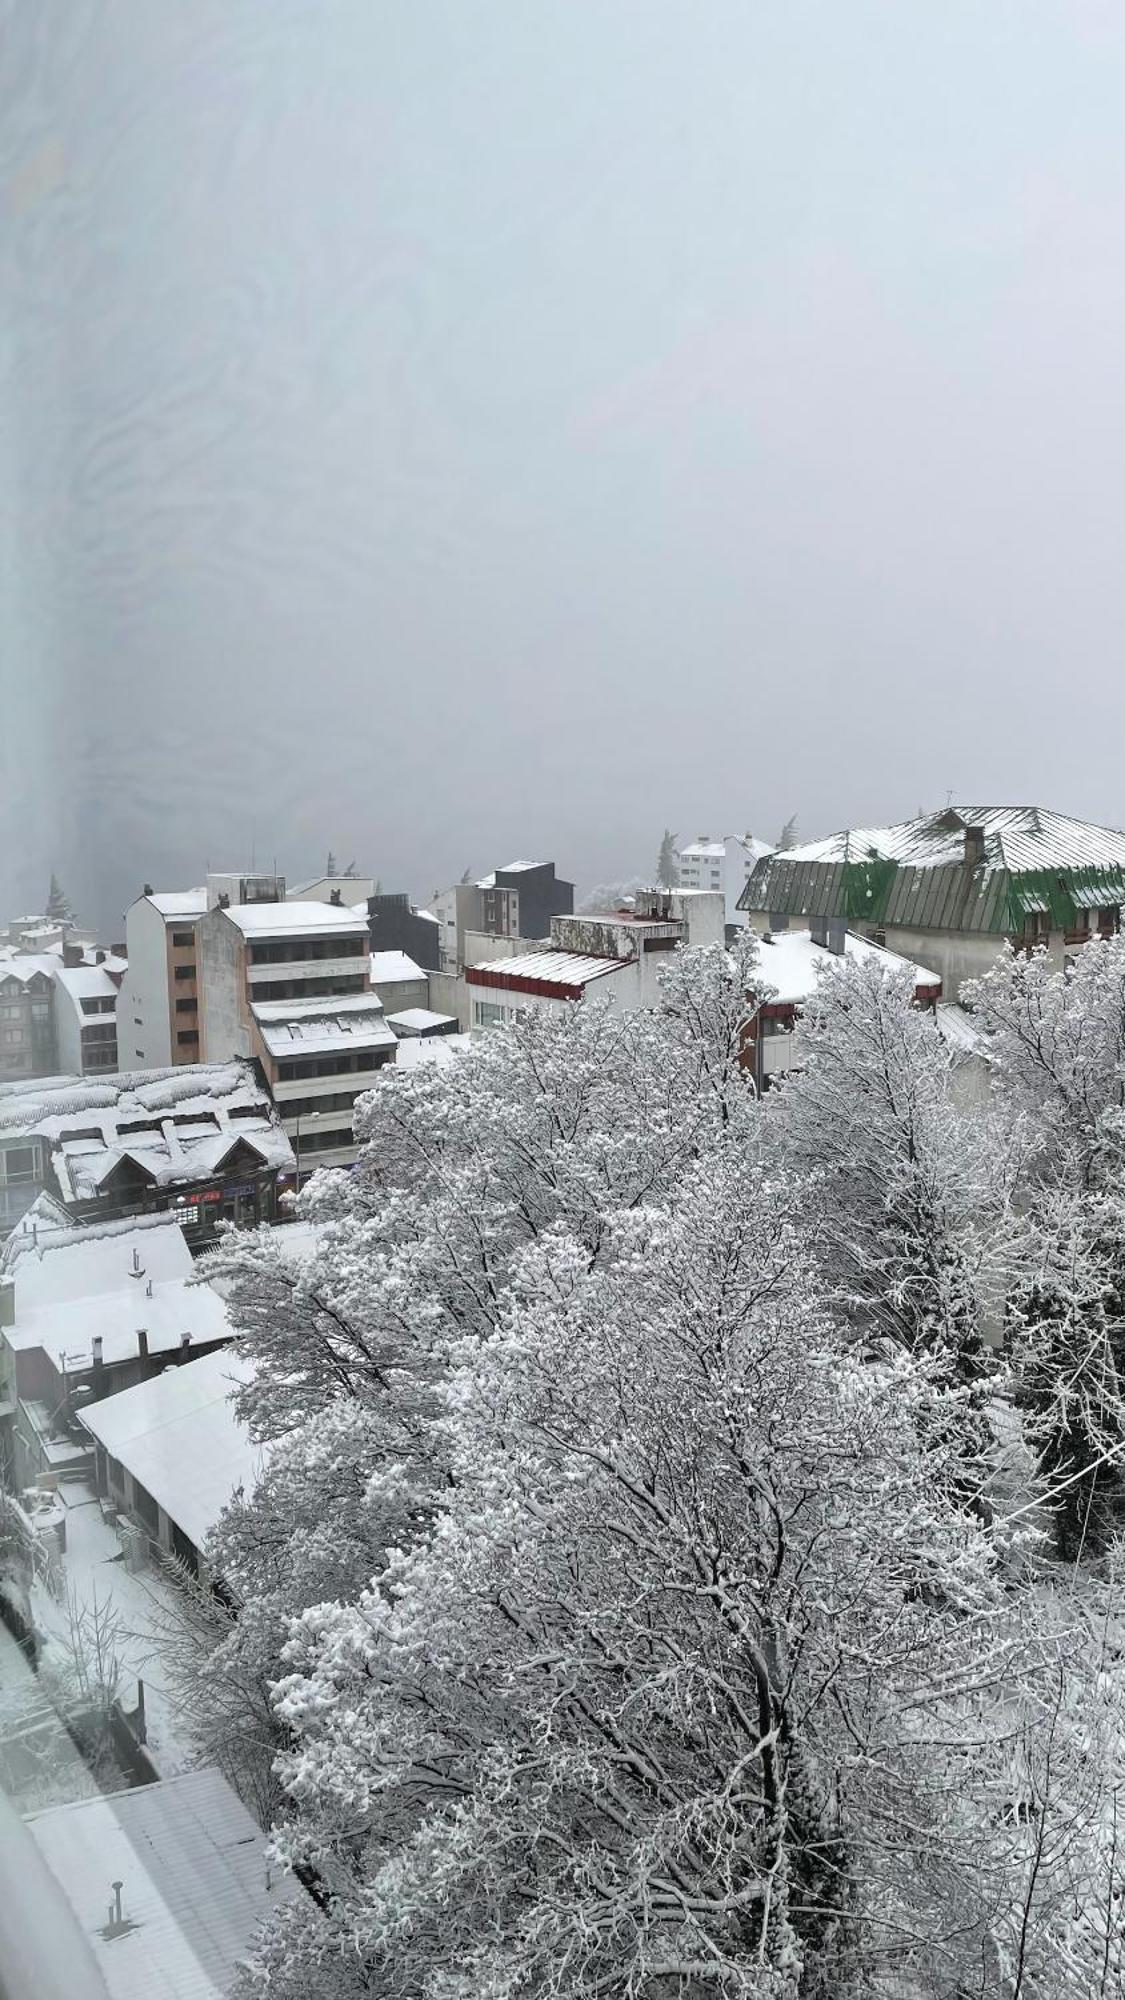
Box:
25;1767;301;2000
739;807;1125;935
79;1347;263;1550
753;928;939;1007
466;949;626;993
220;900;367;938
147;889;207;920
0;1062;293;1201
252;993;396;1059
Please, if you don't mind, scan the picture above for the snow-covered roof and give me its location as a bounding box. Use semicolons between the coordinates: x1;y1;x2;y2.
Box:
79;1346;263;1550
52;965;118;1000
678;840;726;860
467;949;626;990
754;929;940;1008
25;1766;301;2000
386;1008;458;1034
370;949;426;985
222;900;367;939
777;807;1125;876
933;1002;989;1059
0;952;57;985
1;1213;232;1370
415;907;440;924
147;888;207;920
0;1061;293;1201
393;1032;472;1068
253;994;396;1059
2;1210;195;1303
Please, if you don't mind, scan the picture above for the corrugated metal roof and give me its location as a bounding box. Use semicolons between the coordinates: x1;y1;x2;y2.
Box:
739;806;1125;936
466;949;625;988
764;806;1125;874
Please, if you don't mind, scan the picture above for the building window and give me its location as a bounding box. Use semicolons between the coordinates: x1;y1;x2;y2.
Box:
175;997;197;1013
177;1029;200;1046
472;1000;510;1029
174;963;196;981
171;930;195;947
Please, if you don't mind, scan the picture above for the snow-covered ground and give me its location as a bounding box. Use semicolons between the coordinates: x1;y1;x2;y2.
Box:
28;1483;200;1780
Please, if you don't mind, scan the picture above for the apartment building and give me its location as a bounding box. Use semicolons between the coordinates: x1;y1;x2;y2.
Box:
117;887;209;1068
0;957;57;1082
433;860;575;973
118;872;290;1071
739;805;1125;996
465;888;726;1029
0;1060;294;1242
198;899;395;1175
676;834;774;930
51;961;122;1076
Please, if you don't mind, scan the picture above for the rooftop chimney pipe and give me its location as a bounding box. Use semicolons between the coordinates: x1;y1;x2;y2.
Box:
137;1329;149;1363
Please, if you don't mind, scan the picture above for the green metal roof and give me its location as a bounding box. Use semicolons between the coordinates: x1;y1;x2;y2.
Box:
739;807;1125;937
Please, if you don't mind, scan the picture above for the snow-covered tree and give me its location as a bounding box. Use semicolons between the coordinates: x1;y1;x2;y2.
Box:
242;1161;1049;2000
45;872;71;922
776;815;799;852
966;941;1125;1555
772;954;1015;1378
325;851;338;878
657;828;677;888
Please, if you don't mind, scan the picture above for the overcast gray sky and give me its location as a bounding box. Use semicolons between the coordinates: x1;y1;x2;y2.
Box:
3;0;1124;930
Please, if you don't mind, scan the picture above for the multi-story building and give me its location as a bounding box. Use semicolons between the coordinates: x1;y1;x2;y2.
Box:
0;957;58;1082
0;1060;294;1242
465;889;725;1030
367;892;442;971
118;872;294;1072
0;1210;232;1493
676;834;774;930
117;886;210;1069
433;860;575;972
51;960;122;1077
198;899;395;1176
739;805;1125;998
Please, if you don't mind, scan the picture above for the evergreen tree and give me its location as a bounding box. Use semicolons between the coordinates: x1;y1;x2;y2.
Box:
325;852;337;878
45;872;72;922
656;827;677;887
776;814;799;851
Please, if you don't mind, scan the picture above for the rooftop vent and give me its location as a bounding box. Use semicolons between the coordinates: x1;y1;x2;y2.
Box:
964;826;985;868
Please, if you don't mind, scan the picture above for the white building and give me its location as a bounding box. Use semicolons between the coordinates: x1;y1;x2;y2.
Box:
0;1210;234;1491
50;964;120;1077
116;887;209;1070
676;834;774;929
198;898;394;1176
465;889;726;1030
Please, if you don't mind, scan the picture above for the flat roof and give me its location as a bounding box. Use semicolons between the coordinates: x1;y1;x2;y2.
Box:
370;949;426;984
386;1008;457;1032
